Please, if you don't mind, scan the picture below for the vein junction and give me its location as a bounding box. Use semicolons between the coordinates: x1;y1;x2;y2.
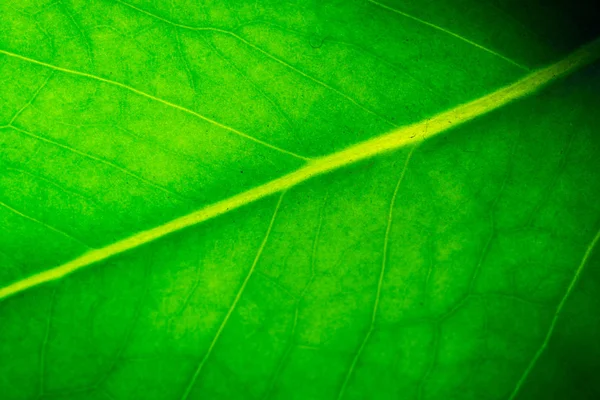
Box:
0;49;309;161
0;37;599;301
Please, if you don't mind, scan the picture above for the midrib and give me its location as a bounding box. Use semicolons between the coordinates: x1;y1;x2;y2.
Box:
0;37;599;301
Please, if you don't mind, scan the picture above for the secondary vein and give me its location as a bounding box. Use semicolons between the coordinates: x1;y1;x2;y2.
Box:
180;192;284;400
0;37;598;301
114;0;399;128
0;49;309;161
508;226;600;399
337;145;415;400
365;0;529;70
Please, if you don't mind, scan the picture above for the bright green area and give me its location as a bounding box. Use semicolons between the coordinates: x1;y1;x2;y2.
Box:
0;0;599;399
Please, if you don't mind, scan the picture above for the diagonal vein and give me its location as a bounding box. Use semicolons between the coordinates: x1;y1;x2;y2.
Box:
9;71;54;125
7;125;189;201
365;0;529;70
508;226;600;400
113;0;399;128
0;37;598;302
180;192;285;400
337;145;416;400
0;49;309;161
0;200;91;248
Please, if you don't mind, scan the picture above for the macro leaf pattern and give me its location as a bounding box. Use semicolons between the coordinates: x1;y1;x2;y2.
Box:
1;1;599;399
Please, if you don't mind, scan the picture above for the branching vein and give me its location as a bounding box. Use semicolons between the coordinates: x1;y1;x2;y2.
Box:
336;145;415;400
0;37;598;301
113;0;399;128
180;192;284;400
0;49;308;160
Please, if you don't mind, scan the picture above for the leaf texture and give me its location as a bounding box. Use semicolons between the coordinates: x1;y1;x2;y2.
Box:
0;1;599;399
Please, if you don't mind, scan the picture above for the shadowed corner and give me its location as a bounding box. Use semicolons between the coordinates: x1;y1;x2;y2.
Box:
549;0;600;46
508;0;600;63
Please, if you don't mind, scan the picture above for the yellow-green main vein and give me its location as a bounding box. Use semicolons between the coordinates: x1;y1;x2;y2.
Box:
0;37;599;301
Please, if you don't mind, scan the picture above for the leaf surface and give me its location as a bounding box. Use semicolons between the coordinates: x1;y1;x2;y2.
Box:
0;1;599;399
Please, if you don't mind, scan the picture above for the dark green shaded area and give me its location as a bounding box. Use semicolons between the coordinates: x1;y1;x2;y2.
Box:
514;63;600;400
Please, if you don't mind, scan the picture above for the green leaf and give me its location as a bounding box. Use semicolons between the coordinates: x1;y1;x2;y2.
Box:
1;1;599;399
